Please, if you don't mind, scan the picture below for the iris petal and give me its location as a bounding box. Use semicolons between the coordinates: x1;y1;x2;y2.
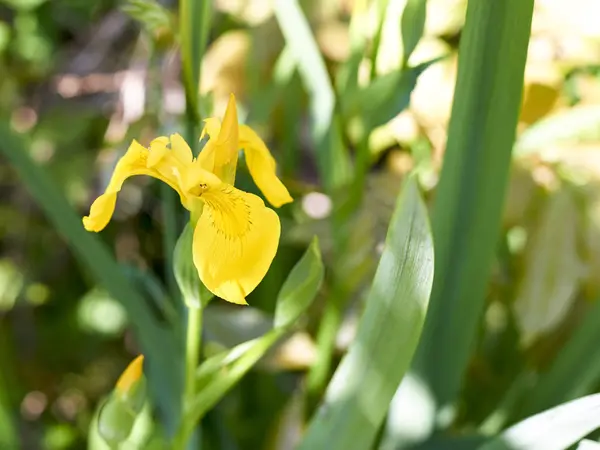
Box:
192;182;280;305
239;124;293;208
82;140;186;232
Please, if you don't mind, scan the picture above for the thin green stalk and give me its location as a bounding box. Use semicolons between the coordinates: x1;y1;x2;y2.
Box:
176;305;203;450
185;306;203;403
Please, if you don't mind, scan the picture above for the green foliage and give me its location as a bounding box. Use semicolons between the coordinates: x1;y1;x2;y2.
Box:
298;177;434;450
480;394;600;450
274;237;324;329
410;0;535;412
3;0;600;448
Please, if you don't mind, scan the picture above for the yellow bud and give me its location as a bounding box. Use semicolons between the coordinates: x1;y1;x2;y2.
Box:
115;355;144;396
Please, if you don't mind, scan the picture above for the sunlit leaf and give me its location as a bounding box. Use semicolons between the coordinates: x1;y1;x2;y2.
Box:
274;237;324;329
298;177;434;450
513;190;583;346
479;394;600;450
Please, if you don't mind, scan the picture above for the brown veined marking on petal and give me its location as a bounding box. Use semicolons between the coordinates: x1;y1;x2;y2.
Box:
201;185;253;252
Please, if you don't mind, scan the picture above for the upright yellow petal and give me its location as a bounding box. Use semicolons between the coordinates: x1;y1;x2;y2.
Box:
83;140;185;232
170;133;193;164
239;124;293;208
191;180;280;305
196;134;217;173
198;95;240;184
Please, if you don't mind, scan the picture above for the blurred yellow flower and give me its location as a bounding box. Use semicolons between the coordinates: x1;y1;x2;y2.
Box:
83;94;292;304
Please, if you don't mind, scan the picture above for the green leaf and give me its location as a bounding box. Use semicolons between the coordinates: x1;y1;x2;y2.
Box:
174;244;324;445
408;0;534;413
347;58;442;133
273;0;352;192
401;0;427;65
175;329;284;447
297;176;434;450
515;105;600;156
179;0;211;122
274;237;324;329
0;123;181;430
517;293;600;418
513;190;583;346
173;223;213;309
478;394;600;450
122;0;174;43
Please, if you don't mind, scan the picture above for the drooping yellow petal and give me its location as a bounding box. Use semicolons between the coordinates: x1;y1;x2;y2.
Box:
83;140;186;232
191;179;280;305
239;124;293;208
147;136;169;168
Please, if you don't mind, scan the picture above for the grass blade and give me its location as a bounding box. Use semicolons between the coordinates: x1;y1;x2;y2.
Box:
409;0;534;411
517;291;600;419
274;237;324;329
298;177;434;450
400;0;427;66
179;0;211;124
0;124;181;430
273;0;352;191
479;394;600;450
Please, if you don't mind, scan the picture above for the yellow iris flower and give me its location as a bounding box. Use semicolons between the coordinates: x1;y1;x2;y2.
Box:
83;94;293;305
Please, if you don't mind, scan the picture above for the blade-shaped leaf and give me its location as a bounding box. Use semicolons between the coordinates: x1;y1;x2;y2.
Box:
518;292;600;418
401;0;427;65
274;237;324;329
513;190;583;346
479;394;600;450
174;329;283;448
515;105;600;156
346;58;442;133
179;0;211;122
297;176;434;450
0;123;181;430
273;0;352;192
408;0;534;412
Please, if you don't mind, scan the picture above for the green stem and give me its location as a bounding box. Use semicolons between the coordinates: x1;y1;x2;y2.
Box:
175;305;203;450
185;306;202;404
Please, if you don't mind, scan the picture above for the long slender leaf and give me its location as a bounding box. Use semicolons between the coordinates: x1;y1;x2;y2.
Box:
298;176;434;450
274;237;324;329
479;394;600;450
0;123;181;430
515;105;600;156
273;0;352;192
400;0;427;66
408;0;534;413
179;0;211;123
517;291;600;419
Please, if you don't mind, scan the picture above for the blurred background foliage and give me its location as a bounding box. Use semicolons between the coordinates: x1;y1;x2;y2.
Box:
1;0;600;448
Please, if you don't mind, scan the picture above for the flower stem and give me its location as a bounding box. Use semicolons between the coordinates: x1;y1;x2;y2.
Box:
175;305;203;450
185;305;202;403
